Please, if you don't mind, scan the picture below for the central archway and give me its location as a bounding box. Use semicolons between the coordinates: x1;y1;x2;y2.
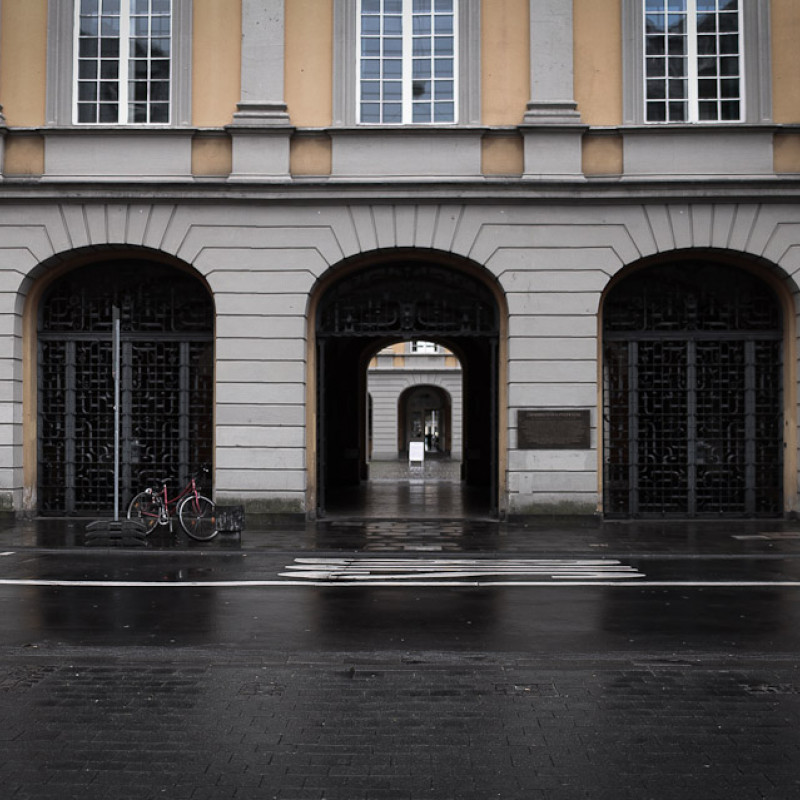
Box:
311;254;505;518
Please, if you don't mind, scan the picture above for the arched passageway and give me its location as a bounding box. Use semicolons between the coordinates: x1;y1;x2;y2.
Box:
398;383;453;457
36;259;214;515
314;257;502;518
603;259;784;518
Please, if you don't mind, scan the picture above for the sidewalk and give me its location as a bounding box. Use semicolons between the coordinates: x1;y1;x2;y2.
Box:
2;513;800;557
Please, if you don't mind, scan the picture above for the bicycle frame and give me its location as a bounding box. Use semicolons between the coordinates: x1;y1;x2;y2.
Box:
141;476;201;530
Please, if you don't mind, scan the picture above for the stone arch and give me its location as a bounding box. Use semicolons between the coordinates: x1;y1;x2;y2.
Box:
599;249;797;518
22;247;214;515
307;248;508;518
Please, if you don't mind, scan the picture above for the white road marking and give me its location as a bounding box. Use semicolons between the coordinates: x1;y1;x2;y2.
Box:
0;578;800;588
281;557;646;582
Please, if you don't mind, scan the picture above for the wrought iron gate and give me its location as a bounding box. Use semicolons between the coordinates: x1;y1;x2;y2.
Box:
38;262;213;515
603;262;783;518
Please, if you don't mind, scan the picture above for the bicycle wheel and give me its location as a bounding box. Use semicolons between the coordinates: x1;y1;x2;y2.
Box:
178;494;217;541
127;492;161;534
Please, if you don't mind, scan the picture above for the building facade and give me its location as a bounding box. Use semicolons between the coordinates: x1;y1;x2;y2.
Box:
0;0;799;521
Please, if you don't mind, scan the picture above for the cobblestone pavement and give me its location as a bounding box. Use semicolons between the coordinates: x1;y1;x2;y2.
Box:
1;648;799;800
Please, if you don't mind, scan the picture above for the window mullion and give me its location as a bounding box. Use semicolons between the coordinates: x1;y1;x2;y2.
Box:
402;0;413;124
118;0;131;124
686;0;699;122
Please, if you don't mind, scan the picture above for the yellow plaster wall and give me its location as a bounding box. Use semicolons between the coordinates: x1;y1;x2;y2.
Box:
3;135;45;175
481;133;524;175
192;0;241;127
290;134;333;176
772;0;800;124
285;0;334;127
191;134;233;176
574;0;623;126
0;0;48;126
481;0;529;125
774;134;800;174
582;133;623;176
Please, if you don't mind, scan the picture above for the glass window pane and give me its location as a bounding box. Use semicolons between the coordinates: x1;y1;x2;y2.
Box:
102;0;120;13
646;36;665;56
360;103;380;122
361;16;380;34
719;34;738;55
361;37;380;57
101;59;119;78
721;78;739;98
646;78;665;100
385;0;402;12
99;80;118;101
412;79;430;99
413;38;431;57
383;103;402;123
434;79;453;100
720;56;739;77
412;59;430;78
434;0;453;10
101;15;120;35
698;101;718;120
668;78;686;99
361;59;380;78
697;34;717;55
720;100;740;119
79;38;99;58
152;0;170;13
433;101;454;121
697;0;716;10
413;16;431;35
697;56;717;76
646;101;667;122
413;102;431;123
99;102;118;122
668;57;686;77
383;15;402;35
100;38;119;57
361;81;380;101
77;104;96;123
132;17;149;36
80;18;99;36
384;36;402;56
667;35;685;55
434;16;453;35
718;12;739;33
434;36;453;56
668;100;687;120
78;82;97;101
150;103;169;123
81;0;100;13
645;57;665;77
151;37;171;56
413;0;431;10
151;81;169;101
383;80;402;100
79;60;98;79
698;78;717;99
151;59;170;79
434;58;453;78
362;0;380;12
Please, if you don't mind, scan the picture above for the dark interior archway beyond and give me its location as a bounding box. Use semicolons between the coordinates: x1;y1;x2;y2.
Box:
316;260;500;517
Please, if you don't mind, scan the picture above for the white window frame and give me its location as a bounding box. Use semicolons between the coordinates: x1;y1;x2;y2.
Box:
623;0;771;125
357;0;459;125
46;0;191;127
334;0;480;126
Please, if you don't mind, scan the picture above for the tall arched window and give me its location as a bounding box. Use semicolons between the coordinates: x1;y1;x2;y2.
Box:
38;260;213;515
603;261;783;518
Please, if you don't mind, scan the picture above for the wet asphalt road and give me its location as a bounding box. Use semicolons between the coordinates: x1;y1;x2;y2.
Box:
2;523;800;798
0;547;799;654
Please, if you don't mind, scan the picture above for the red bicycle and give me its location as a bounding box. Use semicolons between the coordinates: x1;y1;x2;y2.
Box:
127;468;216;541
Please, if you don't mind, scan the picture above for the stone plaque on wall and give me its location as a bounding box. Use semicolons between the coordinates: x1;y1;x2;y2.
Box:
518;409;591;450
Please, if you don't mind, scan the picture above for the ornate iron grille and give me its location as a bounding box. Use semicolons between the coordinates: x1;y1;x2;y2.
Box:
318;263;499;338
604;263;782;518
38;262;213;515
